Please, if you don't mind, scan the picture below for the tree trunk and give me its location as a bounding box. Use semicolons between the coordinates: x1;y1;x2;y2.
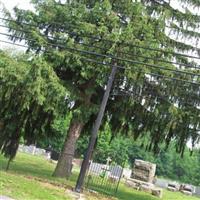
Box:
6;157;12;171
53;119;84;178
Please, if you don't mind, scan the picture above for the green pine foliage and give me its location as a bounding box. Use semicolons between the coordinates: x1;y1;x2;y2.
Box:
0;51;68;161
38;114;71;152
142;0;200;54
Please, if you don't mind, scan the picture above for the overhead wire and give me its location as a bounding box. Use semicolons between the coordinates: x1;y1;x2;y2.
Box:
1;17;200;87
113;88;200;108
0;16;200;60
113;74;200;105
113;77;200;98
0;38;200;86
0;23;199;70
0;31;200;80
0;39;28;49
118;85;200;103
1;29;200;112
72;57;200;85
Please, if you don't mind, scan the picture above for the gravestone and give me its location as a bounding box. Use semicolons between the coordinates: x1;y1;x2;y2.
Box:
180;184;194;195
155;178;168;188
126;159;163;198
86;161;124;195
152;188;163;198
106;157;112;165
73;159;83;167
131;159;156;183
167;182;180;192
195;186;200;196
122;168;132;179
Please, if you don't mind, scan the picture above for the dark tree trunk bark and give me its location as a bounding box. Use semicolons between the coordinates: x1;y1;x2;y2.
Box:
53;119;84;178
6;157;12;171
53;78;94;178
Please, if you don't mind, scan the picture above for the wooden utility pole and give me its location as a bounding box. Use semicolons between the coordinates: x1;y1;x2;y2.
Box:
75;65;117;192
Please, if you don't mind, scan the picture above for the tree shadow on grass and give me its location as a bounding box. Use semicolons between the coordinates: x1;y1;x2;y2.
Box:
0;153;79;188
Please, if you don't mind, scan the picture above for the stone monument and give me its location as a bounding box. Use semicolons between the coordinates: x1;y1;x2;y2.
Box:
125;159;163;198
180;184;194;195
131;159;156;183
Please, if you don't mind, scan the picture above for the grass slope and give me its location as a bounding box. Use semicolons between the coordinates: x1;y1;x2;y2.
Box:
0;153;199;200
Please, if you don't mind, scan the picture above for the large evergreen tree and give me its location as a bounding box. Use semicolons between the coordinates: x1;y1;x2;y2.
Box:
0;51;67;169
2;0;200;178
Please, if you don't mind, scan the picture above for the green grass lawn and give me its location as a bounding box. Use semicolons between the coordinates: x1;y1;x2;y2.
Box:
0;153;199;200
0;171;70;200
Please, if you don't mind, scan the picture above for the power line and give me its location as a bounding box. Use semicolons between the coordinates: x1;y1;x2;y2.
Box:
85;58;200;85
114;76;200;99
0;39;28;49
74;57;200;85
143;72;199;85
113;89;200;108
0;38;200;86
1;31;200;79
78;42;200;70
114;77;200;98
119;86;200;103
77;55;200;85
1;23;200;71
0;16;200;60
111;90;200;135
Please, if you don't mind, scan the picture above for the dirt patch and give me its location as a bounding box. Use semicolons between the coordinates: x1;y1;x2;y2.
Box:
24;175;71;190
39;181;63;190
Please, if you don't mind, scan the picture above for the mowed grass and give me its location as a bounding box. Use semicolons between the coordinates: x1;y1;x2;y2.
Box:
0;153;73;200
0;153;199;200
0;171;70;200
117;184;200;200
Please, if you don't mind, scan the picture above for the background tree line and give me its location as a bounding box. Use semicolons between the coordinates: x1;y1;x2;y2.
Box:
77;130;200;187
